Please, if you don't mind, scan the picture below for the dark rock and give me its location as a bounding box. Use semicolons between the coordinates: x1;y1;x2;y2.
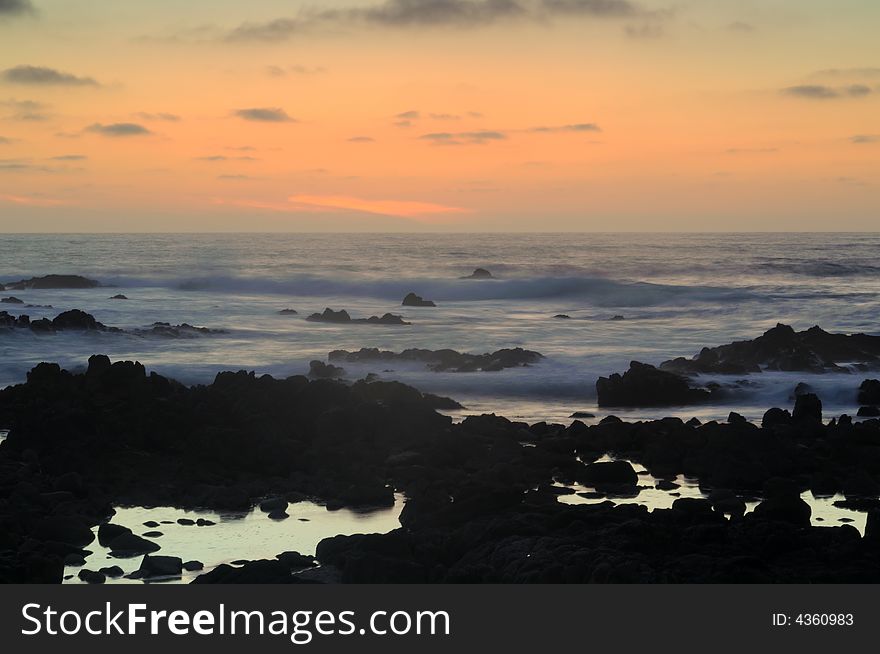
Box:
307;308;410;325
580;461;638;488
1;296;24;304
52;309;103;331
136;322;224;338
98;524;132;546
859;379;880;405
462;268;493;279
138;555;182;578
63;553;86;567
402;292;436;307
793;393;822;423
570;411;595;419
99;565;124;578
554;314;571;319
308;360;345;379
596;361;713;407
192;560;298;584
32;516;95;548
762;407;791;429
183;560;204;572
727;412;748;425
421;393;464;410
143;521;160;528
655;479;680;491
858;406;880;417
277;551;316;570
268;511;289;520
109;294;128;300
177;518;195;526
107;533;161;556
142;531;163;538
259;497;288;513
78;569;106;584
278;308;298;315
660;323;880;375
328;347;542;373
610;315;625;321
3;275;100;290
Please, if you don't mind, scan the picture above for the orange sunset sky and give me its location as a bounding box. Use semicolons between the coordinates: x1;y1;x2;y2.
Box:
0;0;878;231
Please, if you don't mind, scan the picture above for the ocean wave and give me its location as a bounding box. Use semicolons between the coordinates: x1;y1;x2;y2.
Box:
103;274;755;307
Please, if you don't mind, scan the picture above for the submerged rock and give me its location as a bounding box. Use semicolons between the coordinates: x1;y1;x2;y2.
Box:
402;292;436;307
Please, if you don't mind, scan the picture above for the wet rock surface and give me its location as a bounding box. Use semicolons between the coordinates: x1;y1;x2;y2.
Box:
307;308;410;325
401;292;436;307
4;355;880;583
328;347;543;372
597;361;717;407
660;323;880;375
1;275;101;291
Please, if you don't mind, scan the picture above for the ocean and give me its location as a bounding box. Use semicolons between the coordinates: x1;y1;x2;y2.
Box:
2;232;879;424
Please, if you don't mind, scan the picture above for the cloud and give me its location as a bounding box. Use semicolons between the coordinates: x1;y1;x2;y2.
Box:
287;193;467;218
528;123;601;133
348;136;376;143
850;134;880;144
727;21;754;33
85;123;152;137
266;64;325;77
540;0;637;16
224;0;660;42
135;112;180;122
781;84;873;99
217;174;258;180
1;97;48;120
396;110;421;119
50;154;87;160
0;0;34;16
233;107;295;122
420;130;507;144
195;155;258;161
725;147;778;154
0;135;11;144
1;65;99;86
810;68;880;79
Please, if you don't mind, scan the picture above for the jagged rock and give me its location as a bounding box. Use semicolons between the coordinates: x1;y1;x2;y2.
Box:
279;308;298;315
308;360;345;379
402;292;436;307
1;296;24;304
307;308;410;325
661;323;880;375
793;393;822;423
859;379;880;405
461;268;493;279
596;361;713;407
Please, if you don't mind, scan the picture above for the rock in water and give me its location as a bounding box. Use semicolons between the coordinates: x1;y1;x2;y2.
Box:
2;274;100;290
596;361;713;407
278;308;298;315
402;292;436;307
109;294;128;300
308;360;345;379
1;296;24;304
307;308;352;323
138;555;183;578
461;268;493;279
859;379;880;405
107;533;161;556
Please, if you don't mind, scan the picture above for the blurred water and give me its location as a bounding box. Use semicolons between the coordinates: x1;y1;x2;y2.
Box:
2;233;879;421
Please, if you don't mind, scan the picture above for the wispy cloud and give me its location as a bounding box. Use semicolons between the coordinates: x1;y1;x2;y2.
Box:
1;65;99;86
85;123;152;137
850;134;880;144
288;193;467;219
233;107;296;122
224;0;662;42
528;123;601;133
0;0;35;17
265;64;325;77
50;154;88;161
782;84;872;99
420;130;507;145
348;136;376;143
134;112;180;122
195;155;258;161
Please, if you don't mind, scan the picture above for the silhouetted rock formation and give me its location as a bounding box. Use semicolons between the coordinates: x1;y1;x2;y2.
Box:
1;296;23;304
134;322;224;338
109;294;128;300
660;323;880;375
596;361;715;407
308;360;345;379
1;275;100;290
279;308;298;315
328;347;543;372
859;379;880;405
306;308;410;325
402;292;436;307
461;268;493;279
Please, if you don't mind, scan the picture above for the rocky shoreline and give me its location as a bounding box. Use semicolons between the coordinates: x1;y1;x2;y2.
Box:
2;346;880;584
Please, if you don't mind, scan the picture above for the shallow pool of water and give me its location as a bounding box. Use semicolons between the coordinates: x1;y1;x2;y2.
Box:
64;495;404;584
